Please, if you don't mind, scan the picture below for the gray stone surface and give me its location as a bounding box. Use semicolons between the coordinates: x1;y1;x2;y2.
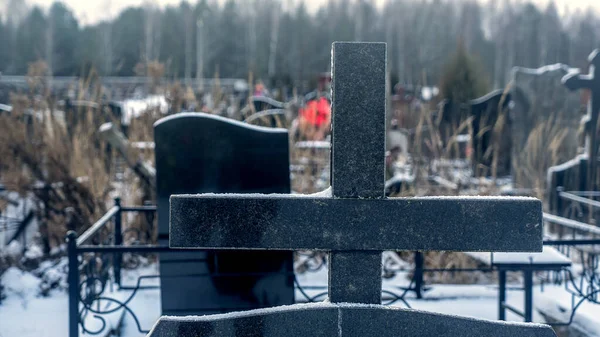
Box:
148;303;557;337
329;251;382;304
331;42;386;199
329;42;386;304
170;195;543;252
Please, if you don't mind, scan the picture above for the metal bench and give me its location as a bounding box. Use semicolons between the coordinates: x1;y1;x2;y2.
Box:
467;247;571;322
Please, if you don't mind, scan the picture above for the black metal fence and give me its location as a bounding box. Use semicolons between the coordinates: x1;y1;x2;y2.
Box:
67;198;163;337
66;194;600;337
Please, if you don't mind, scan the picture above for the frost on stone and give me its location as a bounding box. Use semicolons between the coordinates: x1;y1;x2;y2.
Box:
154;112;287;134
179;186;333;199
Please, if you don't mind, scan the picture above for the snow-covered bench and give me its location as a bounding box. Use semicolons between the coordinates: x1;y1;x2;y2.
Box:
466;247;571;322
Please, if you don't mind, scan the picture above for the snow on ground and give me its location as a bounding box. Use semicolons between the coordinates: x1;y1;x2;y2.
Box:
1;261;600;337
0;267;65;337
0;263;161;337
538;285;600;337
121;96;168;125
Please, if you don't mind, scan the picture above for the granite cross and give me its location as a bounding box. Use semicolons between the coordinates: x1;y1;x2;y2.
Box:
150;42;554;337
563;49;600;191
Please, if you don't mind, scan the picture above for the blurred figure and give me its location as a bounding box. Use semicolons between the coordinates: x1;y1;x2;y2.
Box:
253;81;269;97
298;96;331;141
296;73;332;141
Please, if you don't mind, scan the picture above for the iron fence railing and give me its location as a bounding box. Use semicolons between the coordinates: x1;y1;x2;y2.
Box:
66;198;417;337
66;196;600;337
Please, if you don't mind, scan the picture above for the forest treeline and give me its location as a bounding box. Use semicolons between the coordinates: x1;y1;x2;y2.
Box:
0;0;599;89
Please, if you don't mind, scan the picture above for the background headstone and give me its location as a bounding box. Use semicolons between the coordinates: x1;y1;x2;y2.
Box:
547;50;600;215
469;89;512;177
154;113;294;316
510;64;583;189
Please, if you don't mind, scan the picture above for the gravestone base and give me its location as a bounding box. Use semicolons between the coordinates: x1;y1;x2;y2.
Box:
148;303;556;337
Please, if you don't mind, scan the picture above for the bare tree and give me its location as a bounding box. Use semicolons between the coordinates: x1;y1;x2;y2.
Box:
268;1;281;79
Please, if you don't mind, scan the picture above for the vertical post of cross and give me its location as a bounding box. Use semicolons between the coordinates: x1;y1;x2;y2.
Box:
328;42;387;304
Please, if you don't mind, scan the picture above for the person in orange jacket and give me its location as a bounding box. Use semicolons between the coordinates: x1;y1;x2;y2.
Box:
297;73;332;141
299;96;331;140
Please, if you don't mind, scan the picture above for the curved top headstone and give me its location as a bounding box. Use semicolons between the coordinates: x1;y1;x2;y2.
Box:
148;302;557;337
154;112;291;235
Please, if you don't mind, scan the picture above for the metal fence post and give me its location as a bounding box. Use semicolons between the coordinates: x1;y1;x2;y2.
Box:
113;197;123;287
498;270;506;321
414;251;424;299
556;187;564;217
524;269;534;322
67;231;80;337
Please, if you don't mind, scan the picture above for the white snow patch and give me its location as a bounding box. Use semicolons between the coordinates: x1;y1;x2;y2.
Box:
2;267;41;299
4;241;23;258
537;285;600;336
122;95;169;125
24;244;44;260
99;122;113;132
295;141;331;149
466;246;571;266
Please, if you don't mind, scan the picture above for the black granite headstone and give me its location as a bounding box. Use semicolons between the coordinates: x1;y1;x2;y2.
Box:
154;113;294;316
469;89;512;177
151;43;553;337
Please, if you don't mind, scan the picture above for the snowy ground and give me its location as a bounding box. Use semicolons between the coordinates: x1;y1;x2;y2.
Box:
1;262;599;337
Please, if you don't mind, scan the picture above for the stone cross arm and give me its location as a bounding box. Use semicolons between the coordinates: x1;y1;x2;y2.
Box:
170;194;542;252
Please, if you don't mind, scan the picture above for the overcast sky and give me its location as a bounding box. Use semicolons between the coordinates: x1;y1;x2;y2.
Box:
19;0;600;25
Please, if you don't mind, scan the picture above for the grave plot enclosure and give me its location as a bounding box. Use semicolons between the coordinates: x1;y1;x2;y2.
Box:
510;64;583;189
150;42;554;337
547;50;600;216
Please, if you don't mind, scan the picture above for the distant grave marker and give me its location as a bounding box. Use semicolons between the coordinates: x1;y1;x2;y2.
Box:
510;64;582;188
150;43;554;337
562;50;600;191
547;49;600;216
469;89;512;177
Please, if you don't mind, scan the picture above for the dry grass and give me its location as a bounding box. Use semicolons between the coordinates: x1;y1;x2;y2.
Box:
0;62;580;281
0;63;118;252
513;116;578;199
0;94;111;251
